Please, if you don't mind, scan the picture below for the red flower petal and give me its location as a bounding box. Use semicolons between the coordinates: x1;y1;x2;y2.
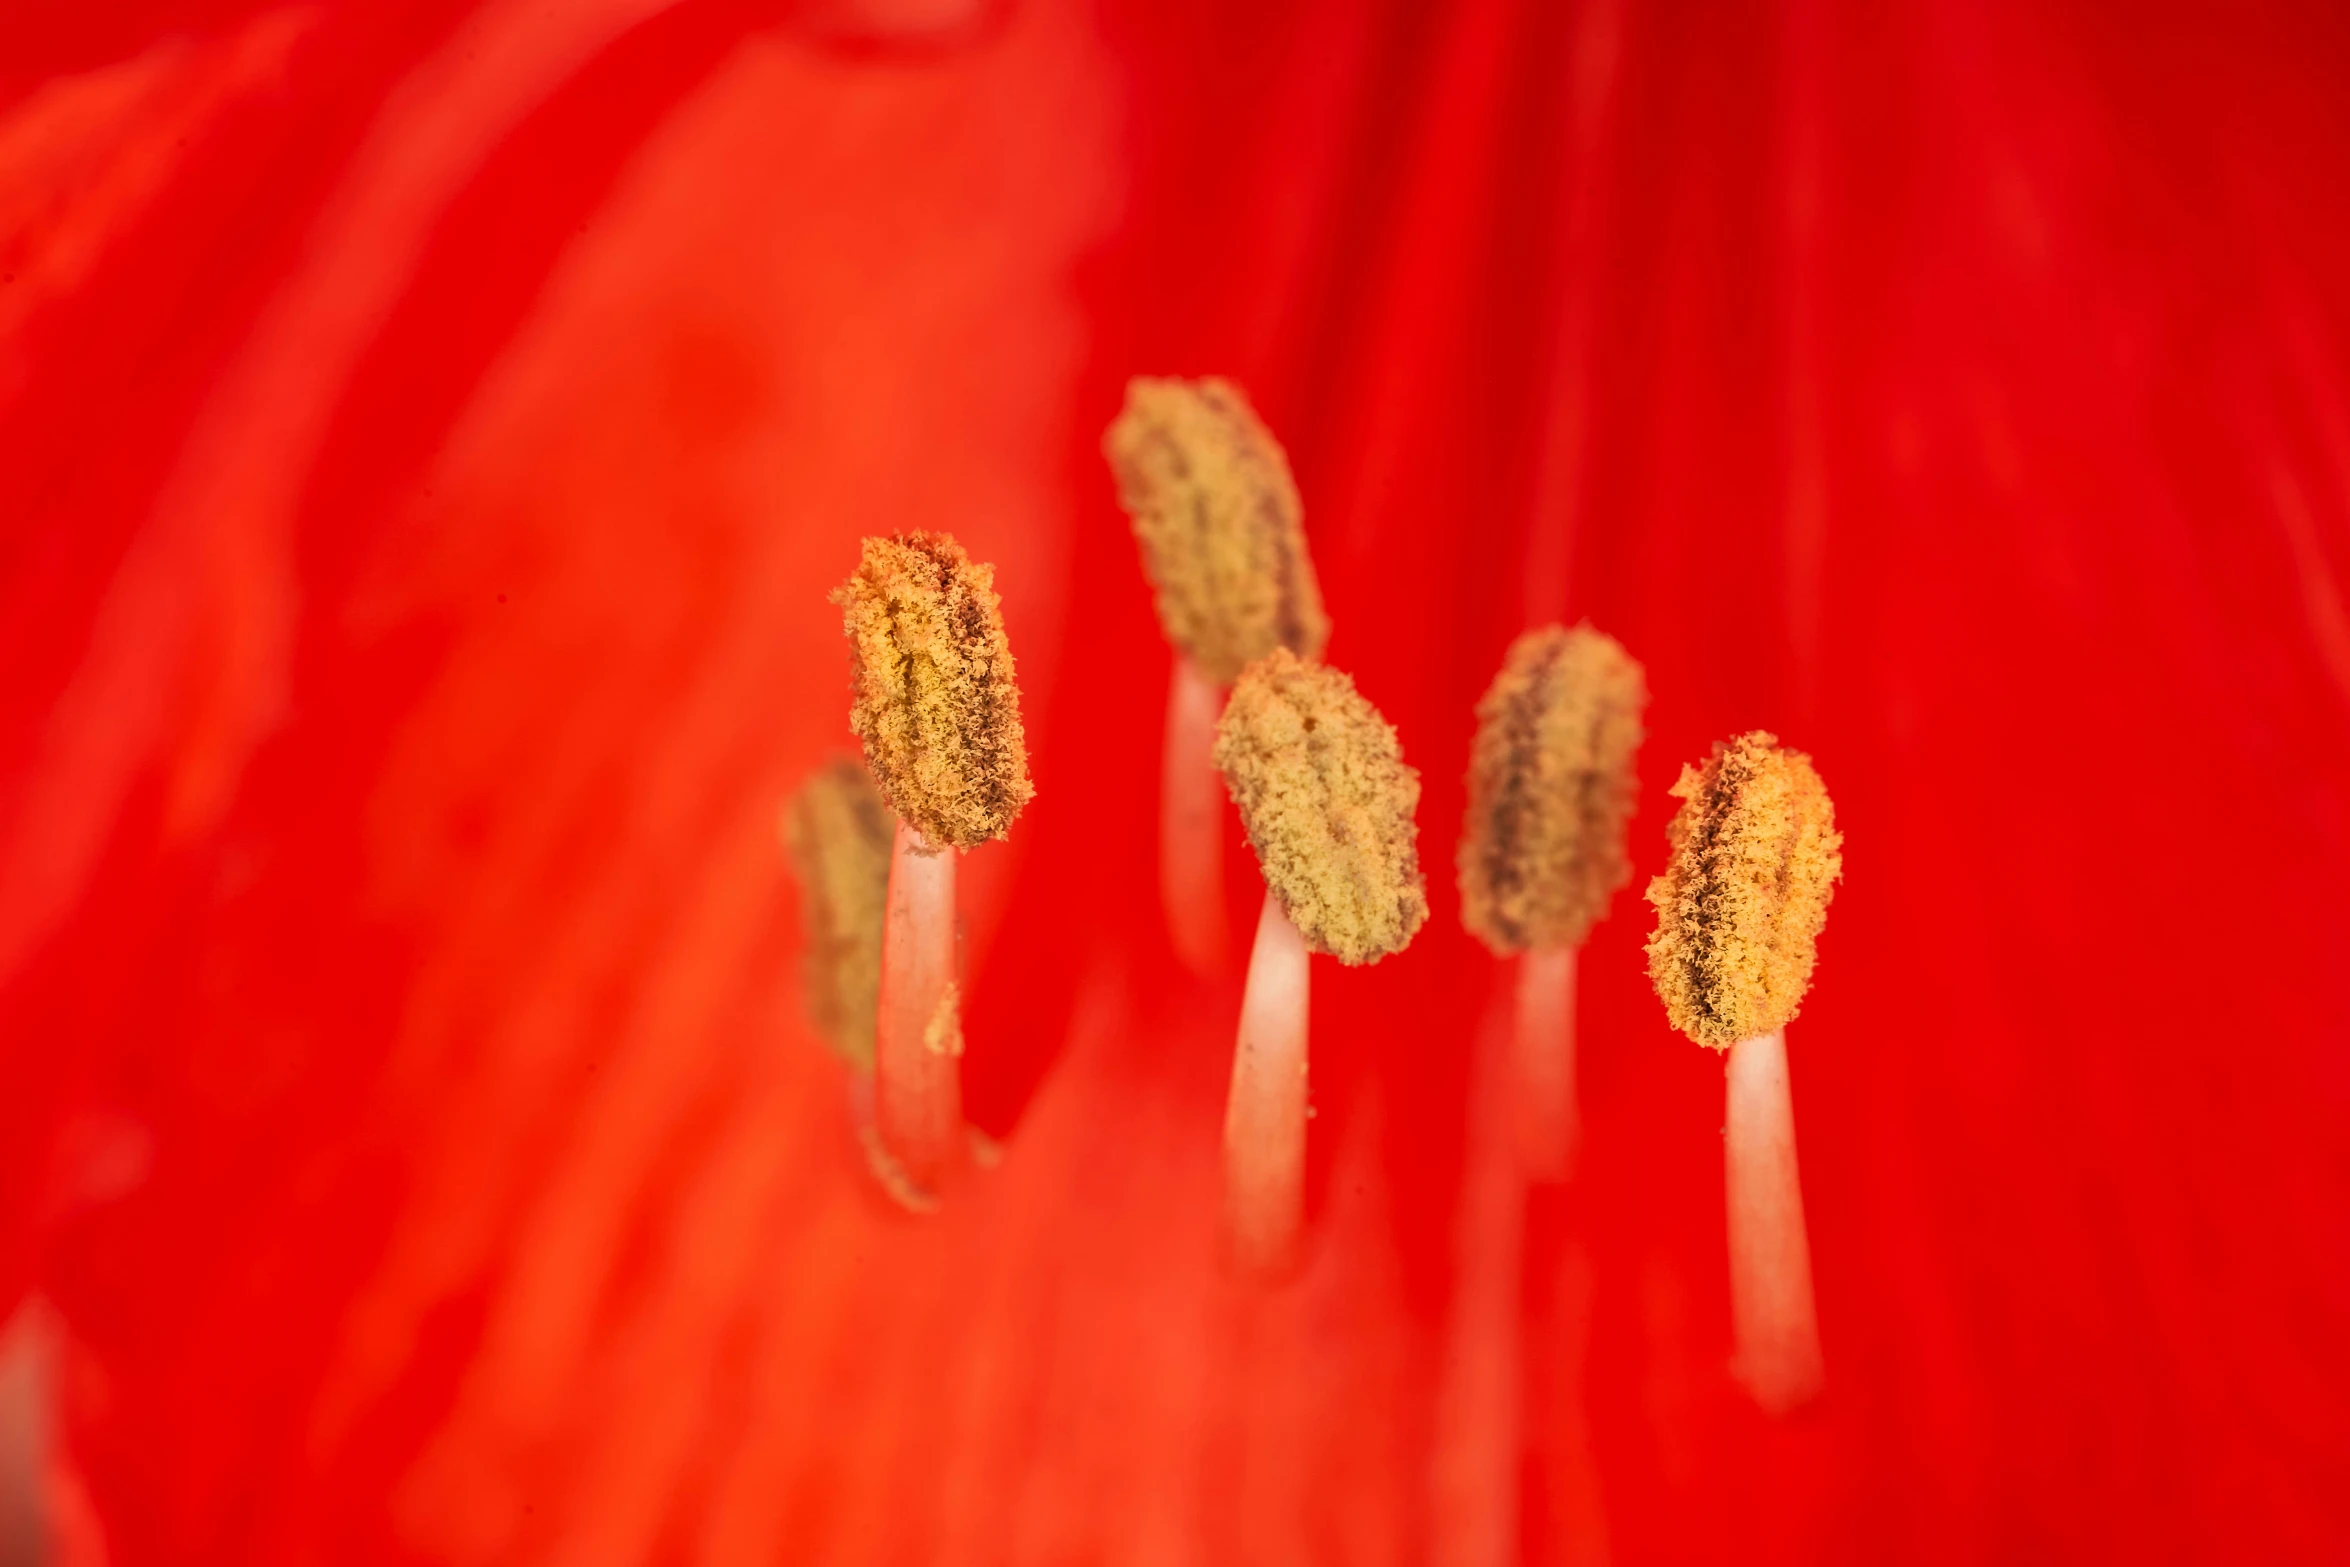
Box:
2;1;2347;1563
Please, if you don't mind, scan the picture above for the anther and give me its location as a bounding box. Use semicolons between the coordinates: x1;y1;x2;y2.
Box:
1644;730;1839;1048
1105;377;1329;688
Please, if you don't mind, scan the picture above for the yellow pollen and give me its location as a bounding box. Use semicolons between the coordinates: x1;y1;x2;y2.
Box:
781;756;894;1068
1104;376;1331;687
923;980;965;1058
1215;648;1428;965
832;531;1033;851
1458;623;1648;954
1644;731;1843;1048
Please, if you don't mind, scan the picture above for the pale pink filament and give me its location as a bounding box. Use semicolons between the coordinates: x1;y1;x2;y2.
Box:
1222;891;1311;1277
1724;1027;1824;1413
1513;945;1580;1180
1160;657;1229;975
874;820;961;1201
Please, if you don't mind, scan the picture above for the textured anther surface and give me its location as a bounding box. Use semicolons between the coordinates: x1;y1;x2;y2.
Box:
833;531;1033;850
1458;623;1647;954
1645;731;1842;1047
1104;376;1330;687
782;756;894;1068
1214;648;1427;965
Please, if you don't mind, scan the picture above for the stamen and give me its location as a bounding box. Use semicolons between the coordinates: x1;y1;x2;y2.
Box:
1214;649;1427;1277
1160;657;1232;973
1458;623;1647;1177
1644;731;1842;1412
781;756;894;1070
786;758;943;1211
1106;377;1330;972
833;532;1033;1201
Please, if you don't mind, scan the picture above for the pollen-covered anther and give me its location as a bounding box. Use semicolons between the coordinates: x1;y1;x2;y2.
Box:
1215;648;1428;965
1458;623;1647;955
833;531;1034;851
1105;376;1331;687
1644;731;1843;1048
781;756;895;1069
